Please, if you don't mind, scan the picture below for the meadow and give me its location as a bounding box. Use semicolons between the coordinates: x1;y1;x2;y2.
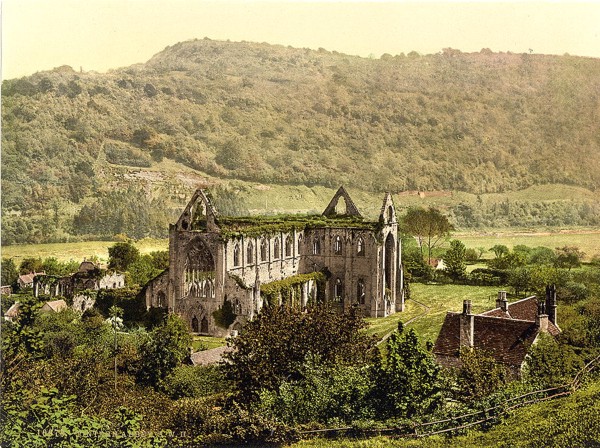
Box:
3;227;598;266
365;283;501;345
1;238;168;265
456;229;600;261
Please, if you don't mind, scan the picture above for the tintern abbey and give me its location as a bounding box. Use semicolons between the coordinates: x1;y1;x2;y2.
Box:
145;187;404;336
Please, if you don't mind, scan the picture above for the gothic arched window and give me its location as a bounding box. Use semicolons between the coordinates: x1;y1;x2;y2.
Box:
357;237;365;256
260;238;268;262
247;242;254;264
285;235;293;257
334;236;342;255
334;278;343;302
312;238;321;255
357;279;366;304
273;237;280;259
233;243;240;266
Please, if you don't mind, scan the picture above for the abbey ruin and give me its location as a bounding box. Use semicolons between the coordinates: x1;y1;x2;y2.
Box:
145;187;404;336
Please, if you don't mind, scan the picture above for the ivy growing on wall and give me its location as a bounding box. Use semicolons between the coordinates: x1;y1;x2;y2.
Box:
260;272;326;308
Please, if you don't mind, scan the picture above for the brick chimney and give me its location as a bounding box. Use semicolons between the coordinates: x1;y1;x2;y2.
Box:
546;284;557;327
536;300;548;333
496;290;508;312
459;300;474;348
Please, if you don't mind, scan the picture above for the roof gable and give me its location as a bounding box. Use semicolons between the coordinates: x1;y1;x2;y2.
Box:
434;295;561;369
42;299;68;312
322;186;362;218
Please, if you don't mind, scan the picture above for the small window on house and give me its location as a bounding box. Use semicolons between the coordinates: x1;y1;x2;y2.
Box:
357;237;365;256
260;238;268;262
357;279;366;305
312;238;321;255
233;243;241;266
285;236;293;257
247;242;254;264
334;236;342;255
334;278;343;302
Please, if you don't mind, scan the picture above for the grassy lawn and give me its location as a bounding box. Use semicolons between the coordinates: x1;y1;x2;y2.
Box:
364;283;501;345
404;283;501;344
192;336;227;352
1;238;168;264
364;299;426;341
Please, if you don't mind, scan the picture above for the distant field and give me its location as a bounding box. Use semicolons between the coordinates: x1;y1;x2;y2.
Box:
4;228;598;265
1;238;168;264
456;229;600;261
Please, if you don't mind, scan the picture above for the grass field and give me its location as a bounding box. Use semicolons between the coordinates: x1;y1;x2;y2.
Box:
1;238;168;265
456;229;600;261
3;229;599;265
363;283;501;345
405;283;502;343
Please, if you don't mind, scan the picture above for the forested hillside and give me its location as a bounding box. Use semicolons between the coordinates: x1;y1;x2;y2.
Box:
2;39;600;244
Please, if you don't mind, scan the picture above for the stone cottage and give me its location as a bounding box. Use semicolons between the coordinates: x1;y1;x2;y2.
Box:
433;286;561;375
145;187;404;336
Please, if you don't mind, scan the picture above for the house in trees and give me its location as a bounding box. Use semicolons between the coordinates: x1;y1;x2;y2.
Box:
145;187;404;336
41;299;68;314
18;272;45;290
433;287;561;375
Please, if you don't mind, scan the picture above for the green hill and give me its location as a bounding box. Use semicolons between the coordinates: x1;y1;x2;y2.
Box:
2;39;600;244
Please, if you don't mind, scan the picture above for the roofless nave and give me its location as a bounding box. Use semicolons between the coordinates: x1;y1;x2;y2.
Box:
145;187;405;336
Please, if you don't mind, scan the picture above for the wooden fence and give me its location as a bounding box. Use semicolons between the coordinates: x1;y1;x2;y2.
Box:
299;354;600;440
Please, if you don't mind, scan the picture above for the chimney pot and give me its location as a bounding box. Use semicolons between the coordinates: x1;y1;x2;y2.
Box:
460;300;474;348
462;300;472;315
496;291;508;311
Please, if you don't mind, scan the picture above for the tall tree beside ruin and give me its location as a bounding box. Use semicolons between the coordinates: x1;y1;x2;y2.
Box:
401;207;454;264
444;239;467;281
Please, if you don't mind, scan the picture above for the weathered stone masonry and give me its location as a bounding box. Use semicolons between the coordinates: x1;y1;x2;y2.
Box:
145;187;404;336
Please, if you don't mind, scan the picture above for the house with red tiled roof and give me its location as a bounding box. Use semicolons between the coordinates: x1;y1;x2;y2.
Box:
18;272;45;290
433;286;560;375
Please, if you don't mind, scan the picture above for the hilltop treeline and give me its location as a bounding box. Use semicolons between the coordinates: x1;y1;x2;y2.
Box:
2;39;600;243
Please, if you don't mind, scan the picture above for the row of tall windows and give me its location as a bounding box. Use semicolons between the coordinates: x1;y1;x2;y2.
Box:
233;236;295;267
312;236;365;256
333;278;366;304
233;235;367;266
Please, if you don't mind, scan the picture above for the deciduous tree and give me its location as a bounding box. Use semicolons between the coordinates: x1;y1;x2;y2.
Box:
223;305;377;403
401;207;454;264
444;239;467;281
372;322;441;418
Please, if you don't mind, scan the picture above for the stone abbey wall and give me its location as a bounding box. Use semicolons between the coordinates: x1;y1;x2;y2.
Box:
146;187;404;336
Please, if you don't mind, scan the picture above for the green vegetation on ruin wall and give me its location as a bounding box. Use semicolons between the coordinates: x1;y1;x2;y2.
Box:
261;272;326;307
217;214;378;239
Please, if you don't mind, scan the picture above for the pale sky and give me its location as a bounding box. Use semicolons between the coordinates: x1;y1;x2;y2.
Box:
2;0;600;80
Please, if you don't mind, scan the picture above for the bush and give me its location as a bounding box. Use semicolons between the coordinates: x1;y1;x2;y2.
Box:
465;248;479;263
104;142;152;167
161;365;228;399
258;357;375;425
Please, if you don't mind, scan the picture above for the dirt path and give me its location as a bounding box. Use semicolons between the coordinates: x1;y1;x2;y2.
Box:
378;298;431;345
